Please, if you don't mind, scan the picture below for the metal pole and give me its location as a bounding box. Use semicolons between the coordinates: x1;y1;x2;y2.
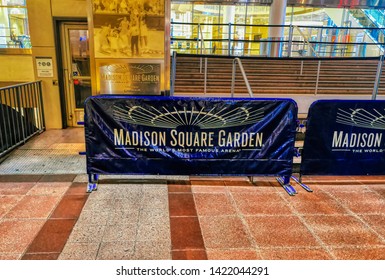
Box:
300;60;304;75
3;89;12;148
16;86;26;144
30;83;38;130
228;23;232;56
204;57;207;95
25;84;32;136
244;5;248;57
0;91;4;152
231;60;236;97
11;87;20;143
19;85;27;142
38;81;46;129
287;6;294;57
36;82;44;130
170;51;177;95
315;60;321;95
372;54;384;100
6;88;17;147
288;25;293;57
231;58;254;98
196;24;199;55
199;23;203;55
0;89;10;149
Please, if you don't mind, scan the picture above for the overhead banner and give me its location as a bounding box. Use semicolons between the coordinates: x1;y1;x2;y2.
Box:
301;100;385;175
85;96;297;176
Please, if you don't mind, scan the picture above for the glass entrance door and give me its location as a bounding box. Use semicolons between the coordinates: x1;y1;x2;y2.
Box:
60;23;91;127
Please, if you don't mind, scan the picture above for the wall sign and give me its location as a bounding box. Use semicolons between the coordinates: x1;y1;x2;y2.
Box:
36;57;53;78
99;63;161;94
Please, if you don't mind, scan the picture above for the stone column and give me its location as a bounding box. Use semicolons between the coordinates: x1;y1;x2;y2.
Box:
267;0;287;57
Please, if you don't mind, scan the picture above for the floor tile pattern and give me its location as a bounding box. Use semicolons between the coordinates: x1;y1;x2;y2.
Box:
0;175;86;260
168;180;207;260
0;129;85;174
1;129;385;260
59;183;171;260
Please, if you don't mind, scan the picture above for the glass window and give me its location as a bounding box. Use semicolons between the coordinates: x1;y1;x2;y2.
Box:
0;0;31;49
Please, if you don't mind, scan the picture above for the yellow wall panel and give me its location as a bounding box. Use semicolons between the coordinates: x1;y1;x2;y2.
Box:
25;0;62;128
0;56;34;81
51;0;87;18
27;0;55;47
32;46;62;129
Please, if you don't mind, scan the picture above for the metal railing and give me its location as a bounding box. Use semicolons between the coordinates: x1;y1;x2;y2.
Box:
170;51;177;96
170;22;385;58
231;58;254;98
197;24;207;55
0;81;45;158
372;54;385;99
171;53;385;98
293;26;320;58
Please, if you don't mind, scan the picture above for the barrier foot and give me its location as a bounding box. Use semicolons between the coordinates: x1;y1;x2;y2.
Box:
86;183;97;193
247;176;254;184
92;174;99;191
87;173;99;193
276;177;296;196
291;176;312;192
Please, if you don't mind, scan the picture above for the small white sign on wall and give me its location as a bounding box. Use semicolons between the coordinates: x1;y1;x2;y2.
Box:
36;57;53;77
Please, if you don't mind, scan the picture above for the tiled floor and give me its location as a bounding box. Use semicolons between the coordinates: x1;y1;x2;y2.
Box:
0;128;385;260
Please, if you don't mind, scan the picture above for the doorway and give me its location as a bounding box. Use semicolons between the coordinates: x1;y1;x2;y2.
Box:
58;22;91;127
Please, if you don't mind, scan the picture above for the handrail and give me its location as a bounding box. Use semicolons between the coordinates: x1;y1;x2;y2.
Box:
197;23;207;74
172;21;385;30
197;23;207;55
171;37;383;47
170;51;177;96
293;26;320;58
231;58;254;98
173;54;384;100
293;26;322;95
0;81;43;90
372;54;384;100
174;52;381;61
171;22;385;58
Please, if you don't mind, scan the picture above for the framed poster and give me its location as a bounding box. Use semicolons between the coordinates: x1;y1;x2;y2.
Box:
91;0;165;59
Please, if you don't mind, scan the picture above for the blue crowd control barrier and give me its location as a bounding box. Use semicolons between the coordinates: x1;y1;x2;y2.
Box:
84;95;298;195
298;99;385;186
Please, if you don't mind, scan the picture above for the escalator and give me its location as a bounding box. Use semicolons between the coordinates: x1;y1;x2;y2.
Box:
363;9;385;28
348;9;385;51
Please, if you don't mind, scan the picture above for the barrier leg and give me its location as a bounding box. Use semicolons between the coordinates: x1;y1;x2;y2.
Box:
247;176;254;184
92;174;99;191
291;175;312;192
87;173;99;193
276;176;296;196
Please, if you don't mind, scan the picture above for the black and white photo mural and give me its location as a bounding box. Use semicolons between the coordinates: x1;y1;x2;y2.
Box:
91;0;165;59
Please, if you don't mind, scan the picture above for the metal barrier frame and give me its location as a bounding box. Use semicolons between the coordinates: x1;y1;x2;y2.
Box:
84;95;298;195
0;81;45;158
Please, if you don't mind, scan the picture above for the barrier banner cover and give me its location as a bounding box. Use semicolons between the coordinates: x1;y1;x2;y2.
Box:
301;100;385;175
85;95;297;176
